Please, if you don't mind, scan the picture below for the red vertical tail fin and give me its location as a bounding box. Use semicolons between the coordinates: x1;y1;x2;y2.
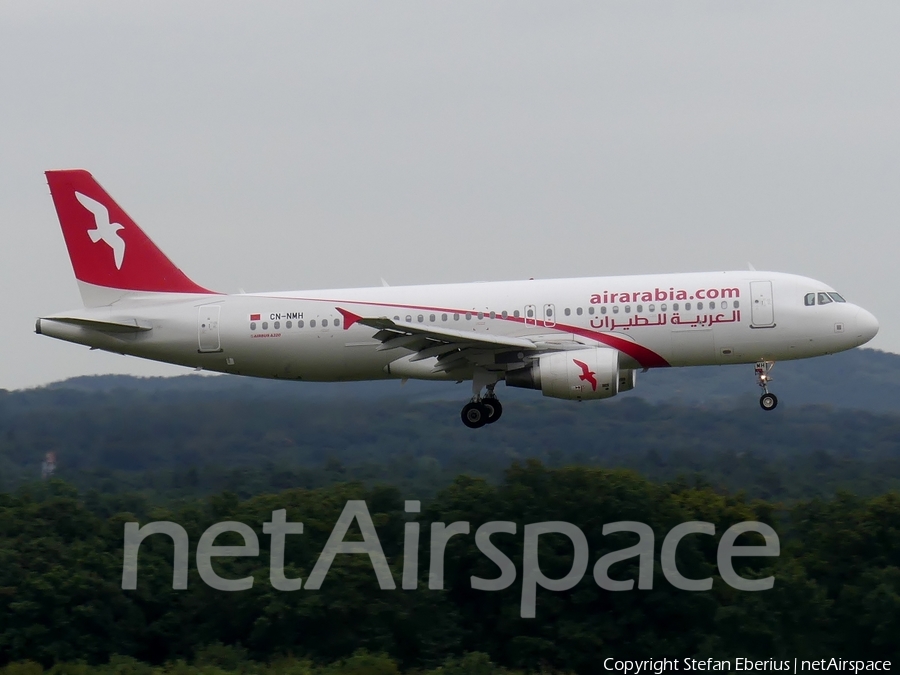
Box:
45;169;215;306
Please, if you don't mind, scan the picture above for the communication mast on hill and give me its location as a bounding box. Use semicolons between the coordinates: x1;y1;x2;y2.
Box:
41;452;57;479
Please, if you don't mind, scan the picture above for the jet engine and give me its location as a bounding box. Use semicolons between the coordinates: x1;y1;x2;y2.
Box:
505;348;635;400
618;368;636;392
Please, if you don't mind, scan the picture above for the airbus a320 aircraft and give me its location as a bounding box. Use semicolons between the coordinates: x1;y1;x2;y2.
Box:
37;170;880;428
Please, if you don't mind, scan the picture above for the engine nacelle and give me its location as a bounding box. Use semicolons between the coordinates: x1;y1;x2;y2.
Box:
506;348;623;400
618;368;636;392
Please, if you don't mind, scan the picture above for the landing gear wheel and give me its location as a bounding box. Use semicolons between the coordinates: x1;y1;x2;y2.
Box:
754;361;778;412
483;398;503;424
759;393;778;411
461;401;489;428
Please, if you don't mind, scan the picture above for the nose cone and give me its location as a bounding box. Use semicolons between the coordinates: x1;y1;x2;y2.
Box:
854;308;879;346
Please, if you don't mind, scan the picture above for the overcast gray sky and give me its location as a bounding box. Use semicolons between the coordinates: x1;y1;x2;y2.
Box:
1;1;898;390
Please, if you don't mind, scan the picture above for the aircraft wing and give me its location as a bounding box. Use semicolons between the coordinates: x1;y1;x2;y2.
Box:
337;308;571;374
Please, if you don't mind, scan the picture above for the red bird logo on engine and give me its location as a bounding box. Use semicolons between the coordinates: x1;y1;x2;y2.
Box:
572;359;598;391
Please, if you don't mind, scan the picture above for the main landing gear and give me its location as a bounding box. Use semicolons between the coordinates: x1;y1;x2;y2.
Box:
755;360;778;411
461;375;503;429
461;396;502;428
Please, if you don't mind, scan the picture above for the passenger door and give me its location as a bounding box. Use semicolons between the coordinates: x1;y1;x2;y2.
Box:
750;281;775;327
198;305;222;352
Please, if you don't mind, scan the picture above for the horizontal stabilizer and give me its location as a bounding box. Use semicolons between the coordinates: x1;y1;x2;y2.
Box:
37;317;152;334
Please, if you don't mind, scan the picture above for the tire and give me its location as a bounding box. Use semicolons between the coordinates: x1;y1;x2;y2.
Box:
483;398;503;424
759;393;778;411
461;401;488;428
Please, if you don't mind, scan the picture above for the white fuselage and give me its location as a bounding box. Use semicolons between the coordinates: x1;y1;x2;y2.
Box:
38;270;879;385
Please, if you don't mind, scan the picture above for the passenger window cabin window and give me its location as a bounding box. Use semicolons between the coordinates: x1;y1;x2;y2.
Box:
250;322;257;331
334;318;340;328
322;319;328;327
298;320;304;328
418;315;424;322
564;308;571;316
673;304;679;311
274;321;280;329
430;314;436;322
526;308;534;318
513;310;520;318
804;293;816;307
477;312;484;320
310;320;316;328
466;312;472;320
546;308;553;317
649;304;655;313
442;313;448;321
697;302;703;310
637;305;643;313
501;310;508;319
625;305;631;313
262;322;268;330
286;320;292;329
685;302;691;311
612;306;619;314
721;301;727;310
406;315;412;322
661;303;667;312
818;293;833;305
454;313;460;321
394;316;400;321
829;293;846;303
576;307;583;316
588;307;595;315
733;301;740;309
601;306;607;315
490;311;496;319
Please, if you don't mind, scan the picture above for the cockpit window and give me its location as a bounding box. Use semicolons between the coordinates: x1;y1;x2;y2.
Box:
817;292;833;305
804;293;816;306
828;293;846;303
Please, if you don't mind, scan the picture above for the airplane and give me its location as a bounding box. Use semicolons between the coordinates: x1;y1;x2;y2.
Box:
36;169;880;428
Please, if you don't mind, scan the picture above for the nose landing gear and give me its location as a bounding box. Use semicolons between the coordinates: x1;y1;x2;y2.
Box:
755;360;778;411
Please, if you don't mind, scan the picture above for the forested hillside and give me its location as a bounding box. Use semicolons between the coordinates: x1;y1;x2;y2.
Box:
1;466;899;671
2;348;899;671
22;347;900;411
2;350;900;500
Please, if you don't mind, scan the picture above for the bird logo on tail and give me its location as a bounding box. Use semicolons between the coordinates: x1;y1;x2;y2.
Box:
74;192;126;269
572;358;598;391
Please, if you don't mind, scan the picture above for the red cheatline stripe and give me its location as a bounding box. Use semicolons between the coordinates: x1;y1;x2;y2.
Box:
501;312;670;368
325;299;670;368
